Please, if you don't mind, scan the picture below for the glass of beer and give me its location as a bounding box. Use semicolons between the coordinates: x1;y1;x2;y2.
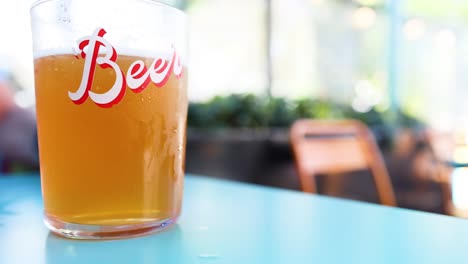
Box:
30;0;187;239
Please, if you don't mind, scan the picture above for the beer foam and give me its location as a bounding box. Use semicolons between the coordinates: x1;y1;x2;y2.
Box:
34;47;188;66
34;48;76;59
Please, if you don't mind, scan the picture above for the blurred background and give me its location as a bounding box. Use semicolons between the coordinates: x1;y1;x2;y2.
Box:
3;0;468;217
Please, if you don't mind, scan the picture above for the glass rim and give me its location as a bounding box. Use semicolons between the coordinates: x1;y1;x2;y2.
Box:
30;0;185;17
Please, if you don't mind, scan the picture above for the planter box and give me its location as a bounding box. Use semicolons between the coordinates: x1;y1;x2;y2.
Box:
186;128;286;182
185;126;392;184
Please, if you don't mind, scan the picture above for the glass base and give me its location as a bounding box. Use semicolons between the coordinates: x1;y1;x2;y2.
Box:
44;213;178;240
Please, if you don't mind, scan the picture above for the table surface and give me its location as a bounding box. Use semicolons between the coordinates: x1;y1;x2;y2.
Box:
2;174;468;264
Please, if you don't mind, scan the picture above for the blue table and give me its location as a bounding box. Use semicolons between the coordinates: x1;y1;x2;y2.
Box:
1;174;468;264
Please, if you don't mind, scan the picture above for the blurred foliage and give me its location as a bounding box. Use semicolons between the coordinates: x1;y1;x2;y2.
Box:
188;94;423;129
405;0;468;21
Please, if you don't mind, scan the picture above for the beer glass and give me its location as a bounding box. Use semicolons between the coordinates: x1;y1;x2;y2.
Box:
30;0;187;239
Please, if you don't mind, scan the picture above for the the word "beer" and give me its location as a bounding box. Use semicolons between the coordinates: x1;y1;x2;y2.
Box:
68;27;183;108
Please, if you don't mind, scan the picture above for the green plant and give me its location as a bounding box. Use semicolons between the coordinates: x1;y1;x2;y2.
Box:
187;94;423;129
188;94;269;128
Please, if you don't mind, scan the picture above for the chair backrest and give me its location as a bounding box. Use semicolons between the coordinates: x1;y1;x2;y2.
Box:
290;119;396;206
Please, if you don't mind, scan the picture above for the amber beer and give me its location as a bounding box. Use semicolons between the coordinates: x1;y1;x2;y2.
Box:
34;28;187;229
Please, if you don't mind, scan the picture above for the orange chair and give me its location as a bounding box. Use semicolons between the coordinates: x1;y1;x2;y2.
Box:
290;119;396;206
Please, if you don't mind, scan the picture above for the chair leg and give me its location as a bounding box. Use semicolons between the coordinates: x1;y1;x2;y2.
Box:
298;170;317;193
370;163;397;206
435;162;453;215
361;131;397;206
366;144;397;206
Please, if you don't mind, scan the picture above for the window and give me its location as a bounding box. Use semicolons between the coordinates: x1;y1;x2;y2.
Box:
187;0;267;101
